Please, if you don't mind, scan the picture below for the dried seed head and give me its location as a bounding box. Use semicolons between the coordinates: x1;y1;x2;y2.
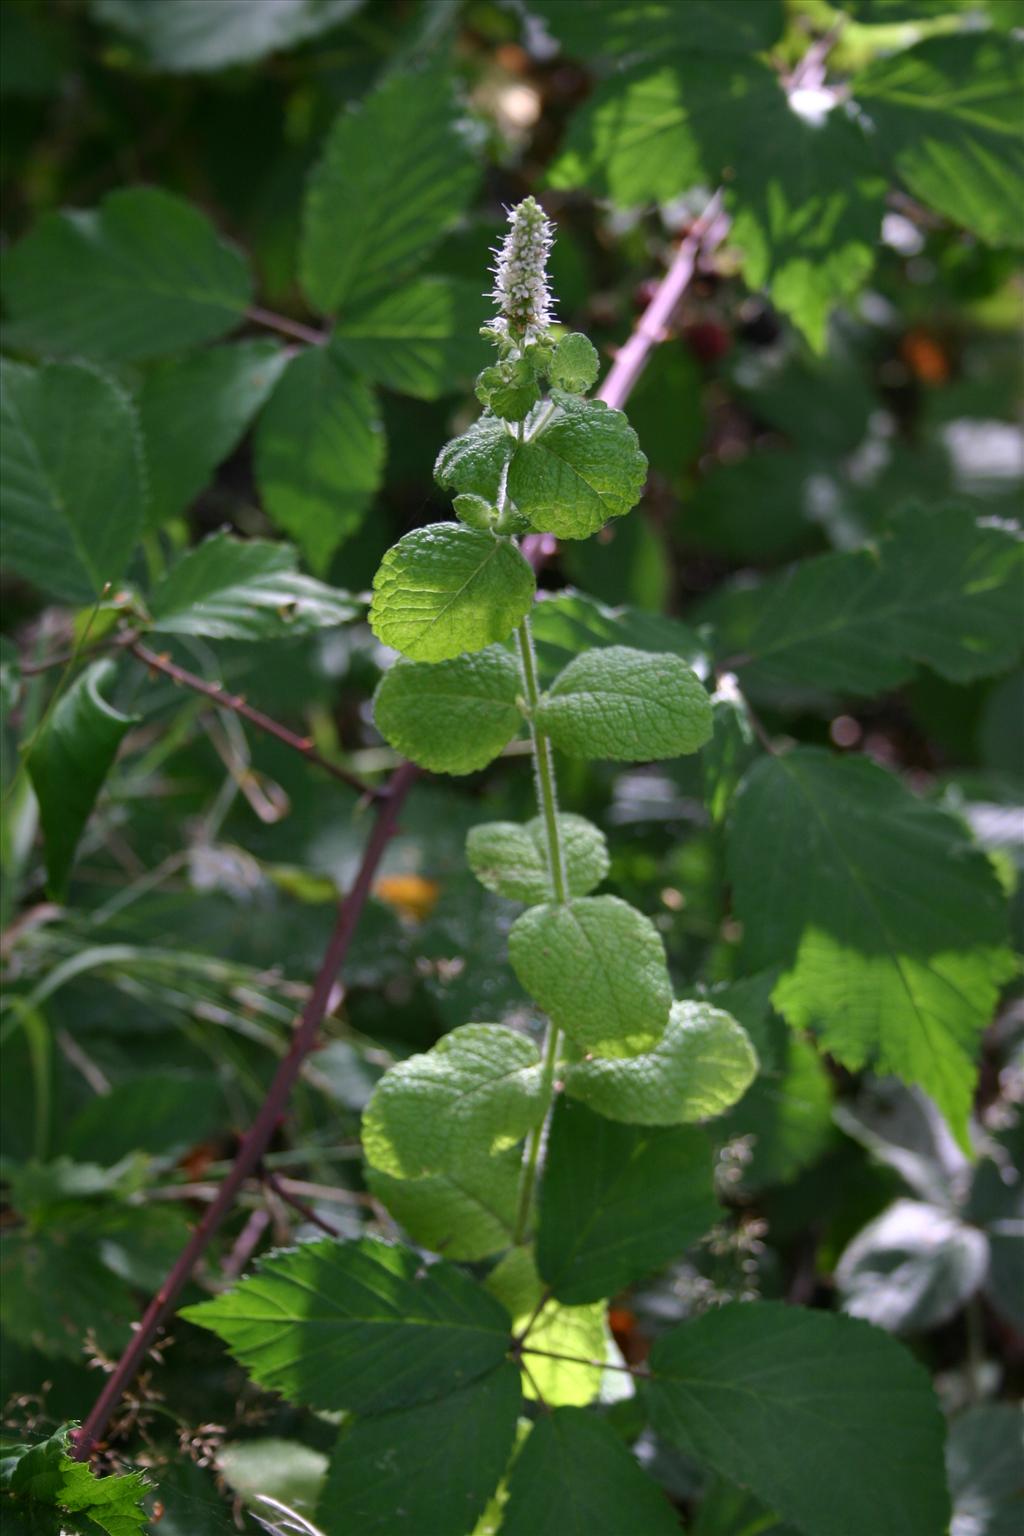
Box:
488;196;556;344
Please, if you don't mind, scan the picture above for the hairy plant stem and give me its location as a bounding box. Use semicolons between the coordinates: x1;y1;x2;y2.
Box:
512;613;567;1245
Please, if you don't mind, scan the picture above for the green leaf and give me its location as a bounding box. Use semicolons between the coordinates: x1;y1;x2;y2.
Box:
836;1199;989;1334
487;1247;609;1407
855;35;1024;249
301;65;479;313
253;347;384;572
564;1000;757;1125
218;1438;325;1522
466;813;609;902
63;1073;224;1163
548;57;884;347
946;1402;1024;1536
27;661;138;900
499;1408;681;1536
367;1156;521;1261
529;588;706;679
509;895;672;1057
729;749;1014;1149
331;276;489;400
137;340;287;526
724;87;886;350
93;0;361;72
714;1020;835;1192
508;393;647;539
317;1363;521;1536
530;0;784;60
537;645;713;761
435;414;513;505
369;524;535;663
181;1236;512;1413
148;532;359;641
362;1024;545;1260
373;647;523;775
2;1424;149;1536
537;1098;719;1303
3;187;251;360
362;1024;545;1178
548;332;599;393
1;359;145;605
706;507;1024;696
643;1303;951;1536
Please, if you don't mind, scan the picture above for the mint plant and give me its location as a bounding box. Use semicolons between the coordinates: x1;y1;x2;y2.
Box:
181;203;951;1536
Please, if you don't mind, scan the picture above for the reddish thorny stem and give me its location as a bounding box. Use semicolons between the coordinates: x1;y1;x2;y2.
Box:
70;195;725;1461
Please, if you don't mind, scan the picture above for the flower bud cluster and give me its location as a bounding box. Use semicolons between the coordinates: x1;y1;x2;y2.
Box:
487;195;555;343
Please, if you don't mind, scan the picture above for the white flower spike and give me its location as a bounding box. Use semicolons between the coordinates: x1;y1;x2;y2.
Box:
488;195;556;344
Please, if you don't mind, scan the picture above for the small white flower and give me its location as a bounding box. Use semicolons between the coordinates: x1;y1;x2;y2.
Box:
487;196;556;344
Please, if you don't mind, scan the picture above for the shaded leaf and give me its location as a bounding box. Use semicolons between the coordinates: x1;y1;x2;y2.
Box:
644;1303;950;1536
331;276;489;400
27;661;137;899
254;347;384;572
93;0;362;72
148;532;359;641
301;65;479;313
1;359;145;605
537;1098;719;1303
3;188;251;360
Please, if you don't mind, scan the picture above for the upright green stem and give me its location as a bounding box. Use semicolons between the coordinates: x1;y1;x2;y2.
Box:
512;611;567;1243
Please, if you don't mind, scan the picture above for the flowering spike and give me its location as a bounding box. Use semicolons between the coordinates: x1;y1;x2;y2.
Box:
487;196;556;344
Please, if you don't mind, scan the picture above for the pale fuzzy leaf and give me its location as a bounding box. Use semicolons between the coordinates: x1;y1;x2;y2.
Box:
369;523;535;663
508;393;647;539
509;895;672;1057
537;644;713;761
466;813;609;903
564;1000;758;1125
373;647;523;775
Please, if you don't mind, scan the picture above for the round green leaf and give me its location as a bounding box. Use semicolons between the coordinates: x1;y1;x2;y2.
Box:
537;645;713;761
564;1000;758;1125
508;393;647;539
548;332;599;393
373;647;523;775
434;414;513;503
466;814;609;903
369;523;535;662
508;895;671;1057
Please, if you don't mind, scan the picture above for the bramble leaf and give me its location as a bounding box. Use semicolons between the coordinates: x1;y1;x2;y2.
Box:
487;1247;610;1407
855;35;1024;249
148;532;359;641
509;895;672;1057
317;1363;521;1536
331;276;489;400
181;1237;512;1413
93;0;361;72
27;661;138;900
1;1423;149;1536
301;66;479;313
643;1303;950;1536
729;749;1014;1149
563;1000;757;1125
1;359;145;605
537;645;713;761
2;187;251;360
705;507;1024;696
254;347;384;572
373;647;523;774
531;0;784;59
369;524;535;662
499;1408;681;1536
508;393;647;539
467;814;609;902
137;339;287;527
537;1099;718;1303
